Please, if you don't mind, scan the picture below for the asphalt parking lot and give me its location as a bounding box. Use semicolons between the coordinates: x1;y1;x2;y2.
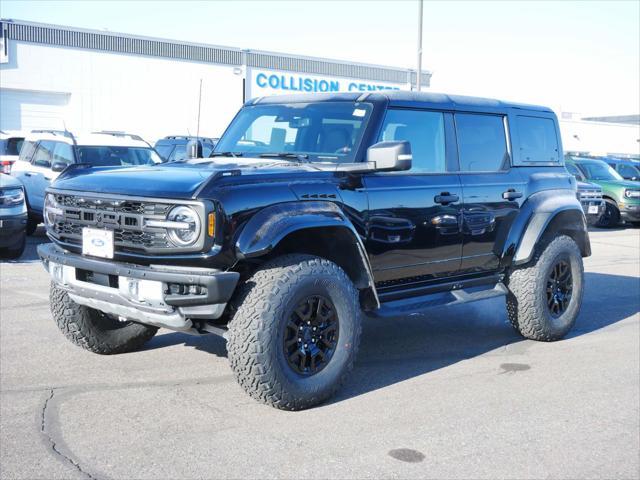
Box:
1;227;638;480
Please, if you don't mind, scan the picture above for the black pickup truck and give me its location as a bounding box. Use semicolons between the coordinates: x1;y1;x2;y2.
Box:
38;92;590;410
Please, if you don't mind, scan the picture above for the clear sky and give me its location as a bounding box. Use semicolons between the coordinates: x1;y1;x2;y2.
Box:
1;0;638;116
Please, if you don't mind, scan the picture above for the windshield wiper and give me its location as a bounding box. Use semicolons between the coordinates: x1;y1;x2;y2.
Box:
209;151;243;158
258;152;310;163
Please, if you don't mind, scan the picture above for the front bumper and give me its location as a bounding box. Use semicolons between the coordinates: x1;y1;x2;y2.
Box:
0;212;28;248
37;243;239;333
580;200;605;222
620;204;640;222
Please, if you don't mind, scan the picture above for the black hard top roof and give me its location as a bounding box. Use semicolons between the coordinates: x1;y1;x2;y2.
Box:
249;91;553;113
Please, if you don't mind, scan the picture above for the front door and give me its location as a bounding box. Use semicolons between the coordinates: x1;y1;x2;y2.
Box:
453;113;525;273
362;108;463;285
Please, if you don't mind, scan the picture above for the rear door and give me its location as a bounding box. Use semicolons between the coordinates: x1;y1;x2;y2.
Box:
362;108;464;284
455;112;526;273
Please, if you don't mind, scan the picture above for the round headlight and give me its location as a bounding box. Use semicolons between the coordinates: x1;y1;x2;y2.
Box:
44;194;62;227
166;206;201;246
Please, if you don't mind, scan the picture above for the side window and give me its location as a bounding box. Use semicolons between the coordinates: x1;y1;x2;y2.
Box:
565;163;584;180
455;114;509;172
18;140;37;162
32;141;55;168
516;115;559;163
378;109;446;173
52;142;75;166
618;163;640;179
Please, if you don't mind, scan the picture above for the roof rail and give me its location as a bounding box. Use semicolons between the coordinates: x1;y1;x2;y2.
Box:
162;135;216;142
92;130;145;142
31;129;77;146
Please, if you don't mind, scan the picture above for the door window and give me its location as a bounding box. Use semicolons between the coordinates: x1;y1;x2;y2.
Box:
32;141;55;168
565;162;585;181
618;163;640;179
455;114;509;172
52;142;75;166
516;115;560;163
378;109;446;173
18;140;37;162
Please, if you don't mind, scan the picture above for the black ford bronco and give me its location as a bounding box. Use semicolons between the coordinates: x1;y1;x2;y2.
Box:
38;92;590;410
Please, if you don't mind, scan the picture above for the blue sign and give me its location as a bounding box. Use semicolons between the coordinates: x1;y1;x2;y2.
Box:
255;72;400;93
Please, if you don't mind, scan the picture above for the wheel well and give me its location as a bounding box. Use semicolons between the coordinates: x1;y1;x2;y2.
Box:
538;210;590;257
268;226;378;310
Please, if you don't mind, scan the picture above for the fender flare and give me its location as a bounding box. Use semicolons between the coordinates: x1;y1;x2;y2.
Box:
235;201;379;308
497;189;590;267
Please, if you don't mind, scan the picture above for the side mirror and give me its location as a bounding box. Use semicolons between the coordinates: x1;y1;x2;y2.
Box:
186;139;204;159
367;141;412;172
51;162;67;173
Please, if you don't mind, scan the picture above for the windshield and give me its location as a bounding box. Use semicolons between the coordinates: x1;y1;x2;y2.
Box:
577;160;624;181
77;146;163;167
155;144;174;160
215;102;372;163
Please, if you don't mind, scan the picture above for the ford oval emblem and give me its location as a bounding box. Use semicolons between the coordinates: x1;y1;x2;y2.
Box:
91;238;105;247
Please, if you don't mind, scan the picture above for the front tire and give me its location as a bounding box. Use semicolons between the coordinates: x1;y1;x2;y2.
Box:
50;284;158;354
227;254;362;410
25;216;38;236
0;231;26;259
596;199;620;228
505;235;584;341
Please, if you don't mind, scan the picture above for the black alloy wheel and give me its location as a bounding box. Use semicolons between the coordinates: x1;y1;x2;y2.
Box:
546;258;573;318
284;295;339;376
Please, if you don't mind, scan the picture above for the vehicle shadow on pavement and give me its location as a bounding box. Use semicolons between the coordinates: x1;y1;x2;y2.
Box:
333;271;640;403
144;271;639;404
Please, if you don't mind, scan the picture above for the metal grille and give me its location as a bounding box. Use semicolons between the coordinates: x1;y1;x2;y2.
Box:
579;189;603;201
3;20;430;86
50;193;175;253
6;22;242;66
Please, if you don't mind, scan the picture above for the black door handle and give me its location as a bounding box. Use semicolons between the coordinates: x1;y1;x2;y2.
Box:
502;189;523;200
434;192;459;205
24;172;32;177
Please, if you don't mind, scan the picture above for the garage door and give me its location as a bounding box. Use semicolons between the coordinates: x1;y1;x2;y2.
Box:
0;89;70;131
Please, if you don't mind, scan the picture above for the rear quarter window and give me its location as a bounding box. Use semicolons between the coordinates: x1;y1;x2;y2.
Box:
516;115;560;163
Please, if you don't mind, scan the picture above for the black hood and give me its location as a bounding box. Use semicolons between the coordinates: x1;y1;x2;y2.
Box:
51;160;324;199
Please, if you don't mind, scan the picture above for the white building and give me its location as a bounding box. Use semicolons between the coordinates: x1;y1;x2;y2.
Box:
0;19;430;142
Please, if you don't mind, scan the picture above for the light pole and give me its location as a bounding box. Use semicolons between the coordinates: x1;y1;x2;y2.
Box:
416;0;424;91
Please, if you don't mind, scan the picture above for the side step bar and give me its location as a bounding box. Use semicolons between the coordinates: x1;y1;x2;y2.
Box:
370;282;509;318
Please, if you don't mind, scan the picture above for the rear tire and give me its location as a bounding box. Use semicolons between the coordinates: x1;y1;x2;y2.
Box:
505;235;584;341
596;199;620;228
227;254;362;410
50;283;158;354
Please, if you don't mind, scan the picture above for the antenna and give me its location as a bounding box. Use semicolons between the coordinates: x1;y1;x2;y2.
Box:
196;78;203;140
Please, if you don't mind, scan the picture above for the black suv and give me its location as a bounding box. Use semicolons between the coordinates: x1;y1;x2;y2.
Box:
38;92;590;410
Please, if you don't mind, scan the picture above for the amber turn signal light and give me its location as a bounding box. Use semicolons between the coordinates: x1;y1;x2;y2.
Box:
208;212;215;237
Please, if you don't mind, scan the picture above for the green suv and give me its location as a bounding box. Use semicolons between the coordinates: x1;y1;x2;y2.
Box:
565;156;640;227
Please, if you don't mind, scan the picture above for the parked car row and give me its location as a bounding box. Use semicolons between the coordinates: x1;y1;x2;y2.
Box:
565;155;640;228
10;130;163;235
0;173;28;259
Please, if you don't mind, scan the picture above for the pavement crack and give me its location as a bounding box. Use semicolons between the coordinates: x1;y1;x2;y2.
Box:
40;388;100;480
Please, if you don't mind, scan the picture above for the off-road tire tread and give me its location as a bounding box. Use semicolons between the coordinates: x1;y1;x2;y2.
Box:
505;235;583;341
227;254;362;410
50;284;157;354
